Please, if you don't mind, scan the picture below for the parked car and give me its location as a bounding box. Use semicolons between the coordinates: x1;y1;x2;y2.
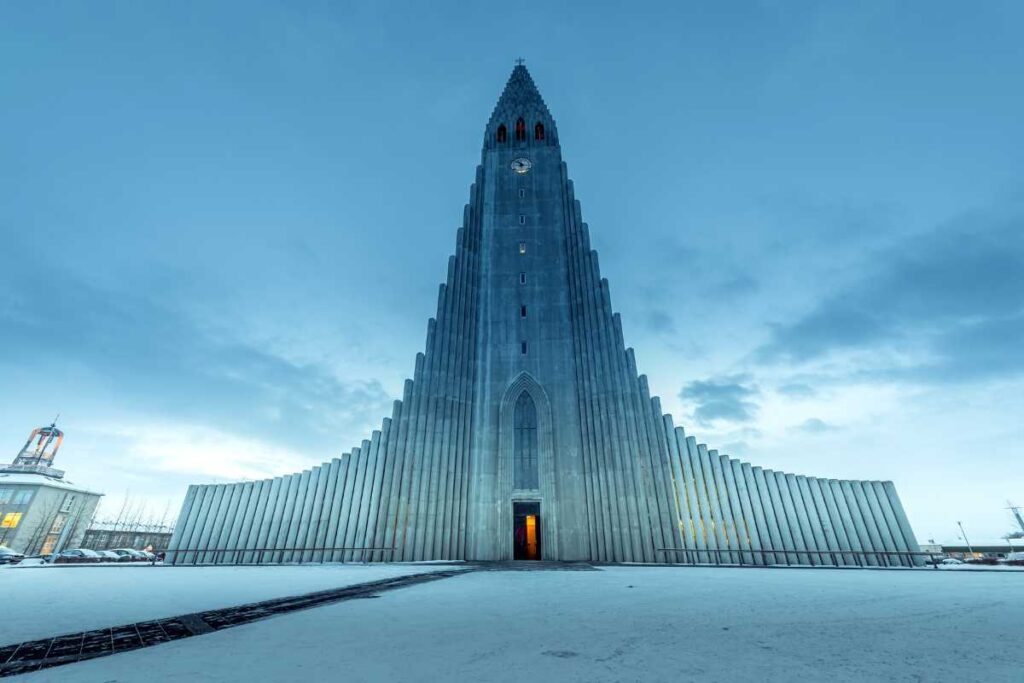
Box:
54;548;103;564
998;552;1024;567
0;546;25;565
93;550;121;562
939;558;964;565
137;550;156;561
110;548;147;561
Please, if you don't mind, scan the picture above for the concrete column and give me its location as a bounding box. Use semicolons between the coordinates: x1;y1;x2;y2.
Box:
883;481;923;565
861;481;899;566
764;472;799;565
649;395;683;563
268;474;301;563
817;479;854;565
564;195;602;560
676;428;706;563
581;243;621;561
165;485;200;565
336;448;362;562
839;480;879;566
253;477;284;564
326;456;352;562
237;480;267;564
377;396;408;562
311;460;340;562
194;484;227;565
342;442;371;562
362;421;391;562
220;482;254;564
686;437;718;563
352;432;383;562
393;354;426;561
807;477;846;566
728;458;761;565
301;462;331;562
279;470;311;563
594;273;644;563
709;450;739;563
661;417;690;563
741;463;773;564
752;468;784;564
795;475;829;565
871;481;911;567
289;468;319;563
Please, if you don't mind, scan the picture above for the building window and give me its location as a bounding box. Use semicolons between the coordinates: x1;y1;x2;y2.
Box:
519;215;525;225
513;392;539;489
519;272;526;284
0;512;22;529
520;305;527;318
59;494;76;513
13;490;32;505
519;242;526;254
0;488;11;504
496;124;507;143
535;122;545;140
518;189;525;198
521;341;528;354
515;118;526;141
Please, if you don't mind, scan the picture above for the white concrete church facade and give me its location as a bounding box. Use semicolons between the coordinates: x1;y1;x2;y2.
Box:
166;65;921;567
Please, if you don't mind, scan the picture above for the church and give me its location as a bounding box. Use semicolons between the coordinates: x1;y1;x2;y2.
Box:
166;65;921;567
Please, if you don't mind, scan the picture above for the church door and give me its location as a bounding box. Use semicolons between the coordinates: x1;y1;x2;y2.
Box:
513;502;541;560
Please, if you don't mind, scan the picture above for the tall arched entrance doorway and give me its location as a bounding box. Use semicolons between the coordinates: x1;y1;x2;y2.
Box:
513;502;541;560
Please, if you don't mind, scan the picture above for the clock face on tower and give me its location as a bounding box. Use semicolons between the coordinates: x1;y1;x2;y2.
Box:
511;157;532;174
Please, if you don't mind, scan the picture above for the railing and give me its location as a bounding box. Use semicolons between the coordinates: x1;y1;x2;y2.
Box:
165;546;398;566
656;547;937;567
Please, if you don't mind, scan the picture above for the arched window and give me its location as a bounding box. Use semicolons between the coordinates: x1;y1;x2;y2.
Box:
513;392;538;489
496;124;507;143
515;118;526;141
535;122;545;140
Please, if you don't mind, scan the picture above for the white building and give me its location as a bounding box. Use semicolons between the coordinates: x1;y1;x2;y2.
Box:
0;423;102;555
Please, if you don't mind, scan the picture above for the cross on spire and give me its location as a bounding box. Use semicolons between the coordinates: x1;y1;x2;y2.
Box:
515;57;525;66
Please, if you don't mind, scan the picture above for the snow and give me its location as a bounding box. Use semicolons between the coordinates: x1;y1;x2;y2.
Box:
8;565;1023;682
0;471;98;494
0;563;460;646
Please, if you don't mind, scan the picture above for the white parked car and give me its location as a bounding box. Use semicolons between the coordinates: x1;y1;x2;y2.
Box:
940;558;964;565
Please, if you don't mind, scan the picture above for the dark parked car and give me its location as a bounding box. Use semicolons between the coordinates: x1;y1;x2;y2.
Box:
94;550;122;562
110;548;146;562
54;548;103;564
0;546;25;565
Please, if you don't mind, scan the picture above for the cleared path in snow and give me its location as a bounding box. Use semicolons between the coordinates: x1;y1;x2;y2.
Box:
7;565;1022;682
0;563;461;646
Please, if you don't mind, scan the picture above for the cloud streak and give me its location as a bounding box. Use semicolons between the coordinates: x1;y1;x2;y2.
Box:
756;206;1024;384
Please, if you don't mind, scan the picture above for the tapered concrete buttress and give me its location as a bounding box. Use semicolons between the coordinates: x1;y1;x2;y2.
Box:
169;64;919;565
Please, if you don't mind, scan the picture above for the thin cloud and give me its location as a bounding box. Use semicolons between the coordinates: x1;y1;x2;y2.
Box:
680;374;760;426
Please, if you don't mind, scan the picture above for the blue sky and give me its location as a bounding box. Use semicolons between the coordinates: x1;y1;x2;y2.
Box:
2;1;1022;542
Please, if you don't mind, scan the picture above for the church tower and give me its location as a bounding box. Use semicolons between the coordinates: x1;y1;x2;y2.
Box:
166;65;922;567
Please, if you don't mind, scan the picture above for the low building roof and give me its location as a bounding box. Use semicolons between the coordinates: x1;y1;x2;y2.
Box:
0;471;103;497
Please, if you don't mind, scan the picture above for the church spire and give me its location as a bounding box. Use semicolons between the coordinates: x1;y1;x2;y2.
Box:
486;62;558;148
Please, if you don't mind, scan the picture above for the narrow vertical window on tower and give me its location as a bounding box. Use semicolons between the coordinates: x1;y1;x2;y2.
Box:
519;215;525;225
519;242;527;254
519;272;526;284
514;392;539;489
515;118;526;141
518;188;525;199
535;122;544;140
521;341;528;355
496;124;507;143
520;305;527;318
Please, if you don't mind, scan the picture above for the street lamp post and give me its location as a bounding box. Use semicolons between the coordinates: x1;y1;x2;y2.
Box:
957;521;975;557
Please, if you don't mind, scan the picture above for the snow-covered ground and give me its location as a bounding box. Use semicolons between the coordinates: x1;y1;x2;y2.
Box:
0;563;460;646
7;565;1022;682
